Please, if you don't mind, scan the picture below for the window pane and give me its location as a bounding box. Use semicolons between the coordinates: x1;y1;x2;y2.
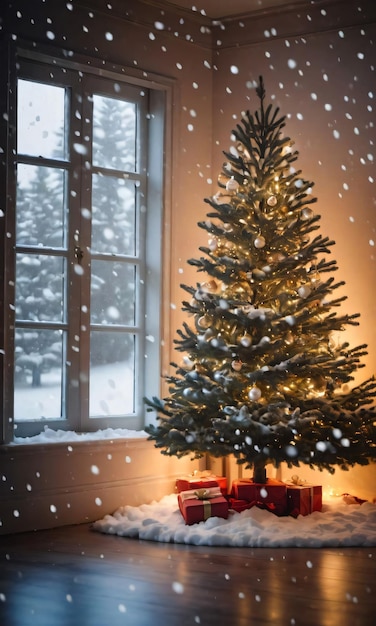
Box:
17;79;66;159
89;332;135;416
16;164;66;247
90;260;135;326
91;175;136;255
14;329;64;420
92;95;136;171
16;255;64;322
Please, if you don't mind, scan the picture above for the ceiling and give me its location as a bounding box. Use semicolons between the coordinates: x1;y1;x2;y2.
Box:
159;0;305;19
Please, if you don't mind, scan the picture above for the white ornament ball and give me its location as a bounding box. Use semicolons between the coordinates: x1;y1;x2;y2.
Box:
226;176;239;192
298;284;311;298
284;315;296;326
254;235;266;249
267;195;278;207
208;238;217;251
248;386;262;401
301;207;313;220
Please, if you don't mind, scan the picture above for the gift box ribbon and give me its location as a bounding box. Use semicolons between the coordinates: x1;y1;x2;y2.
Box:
248;500;277;513
289;474;306;486
179;486;222;502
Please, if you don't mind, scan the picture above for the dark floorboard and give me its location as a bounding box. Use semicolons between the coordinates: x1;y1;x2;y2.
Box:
0;524;375;625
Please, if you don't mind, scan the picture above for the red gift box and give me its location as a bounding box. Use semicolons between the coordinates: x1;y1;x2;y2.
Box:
230;478;287;516
178;486;229;525
287;484;322;517
176;471;227;495
227;497;254;513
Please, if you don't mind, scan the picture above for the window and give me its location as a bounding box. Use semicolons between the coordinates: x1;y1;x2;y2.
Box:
1;51;166;440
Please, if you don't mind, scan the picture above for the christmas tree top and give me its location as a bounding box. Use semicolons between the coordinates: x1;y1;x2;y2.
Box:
145;76;376;482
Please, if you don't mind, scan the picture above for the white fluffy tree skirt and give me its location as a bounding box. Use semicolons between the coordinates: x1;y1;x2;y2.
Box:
92;494;376;547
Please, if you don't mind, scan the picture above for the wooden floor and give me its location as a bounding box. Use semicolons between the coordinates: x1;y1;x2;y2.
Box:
0;524;375;626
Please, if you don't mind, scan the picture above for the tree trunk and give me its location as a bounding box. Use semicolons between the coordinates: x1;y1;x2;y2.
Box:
252;462;267;484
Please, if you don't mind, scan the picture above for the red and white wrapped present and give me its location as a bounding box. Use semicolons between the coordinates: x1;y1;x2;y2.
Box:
286;476;322;517
176;470;227;495
178;486;229;525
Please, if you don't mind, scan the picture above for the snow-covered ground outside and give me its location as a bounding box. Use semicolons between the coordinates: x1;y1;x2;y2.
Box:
13;361;147;443
15;361;134;419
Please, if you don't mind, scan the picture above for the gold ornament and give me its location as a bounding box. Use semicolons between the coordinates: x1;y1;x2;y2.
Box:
197;315;211;329
201;280;218;293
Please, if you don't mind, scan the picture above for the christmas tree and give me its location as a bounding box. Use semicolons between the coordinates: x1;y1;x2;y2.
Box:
145;77;376;483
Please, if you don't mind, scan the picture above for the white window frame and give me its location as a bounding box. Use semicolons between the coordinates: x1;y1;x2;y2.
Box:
0;45;173;442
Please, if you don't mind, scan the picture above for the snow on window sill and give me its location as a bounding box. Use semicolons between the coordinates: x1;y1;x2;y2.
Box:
9;427;148;446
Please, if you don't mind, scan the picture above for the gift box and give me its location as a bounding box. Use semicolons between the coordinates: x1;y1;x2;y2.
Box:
230;478;287;516
286;483;322;517
178;486;229;525
176;471;227;495
227;497;254;513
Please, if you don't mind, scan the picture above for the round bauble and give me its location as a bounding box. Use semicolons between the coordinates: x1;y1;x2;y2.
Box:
197;314;211;329
211;336;225;348
301;207;313;220
231;360;242;371
201;279;218;293
248;386;262;401
298;284;311;298
267;195;278;207
254;235;266;249
226;176;239;192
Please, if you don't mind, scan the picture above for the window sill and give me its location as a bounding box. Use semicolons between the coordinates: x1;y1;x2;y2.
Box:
6;427;148;448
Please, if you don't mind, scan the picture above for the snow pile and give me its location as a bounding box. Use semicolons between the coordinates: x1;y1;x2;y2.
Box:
92;494;376;547
12;426;148;444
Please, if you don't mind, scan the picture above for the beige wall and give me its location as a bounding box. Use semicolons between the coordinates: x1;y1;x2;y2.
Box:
1;0;375;534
